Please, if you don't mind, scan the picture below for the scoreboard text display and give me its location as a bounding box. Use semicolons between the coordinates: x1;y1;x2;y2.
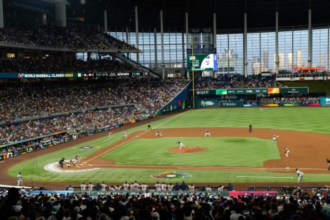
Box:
187;54;218;71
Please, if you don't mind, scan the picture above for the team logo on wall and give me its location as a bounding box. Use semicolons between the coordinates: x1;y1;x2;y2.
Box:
151;171;192;181
79;145;100;150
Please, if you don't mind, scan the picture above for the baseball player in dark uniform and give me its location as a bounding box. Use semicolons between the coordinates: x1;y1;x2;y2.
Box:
249;124;252;132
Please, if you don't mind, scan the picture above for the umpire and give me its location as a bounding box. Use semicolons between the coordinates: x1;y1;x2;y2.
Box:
327;158;330;171
249;124;252;132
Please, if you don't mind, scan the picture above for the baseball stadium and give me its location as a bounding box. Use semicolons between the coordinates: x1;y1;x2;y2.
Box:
1;0;330;219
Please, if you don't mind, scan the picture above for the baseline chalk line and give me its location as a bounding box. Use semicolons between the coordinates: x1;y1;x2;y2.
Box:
85;111;188;163
237;176;293;179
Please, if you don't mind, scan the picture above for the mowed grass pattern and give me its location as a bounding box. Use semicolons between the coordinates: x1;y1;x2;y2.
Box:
158;108;330;135
102;137;280;167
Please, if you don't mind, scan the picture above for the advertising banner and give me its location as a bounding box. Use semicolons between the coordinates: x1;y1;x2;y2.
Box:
220;101;244;107
196;99;218;108
320;97;330;106
279;87;309;94
195;89;227;95
227;88;268;95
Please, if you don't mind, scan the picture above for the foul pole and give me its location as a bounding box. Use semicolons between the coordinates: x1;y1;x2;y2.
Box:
192;35;195;108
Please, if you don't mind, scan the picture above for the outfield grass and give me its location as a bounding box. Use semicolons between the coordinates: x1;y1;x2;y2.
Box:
158;108;330;135
8;107;330;184
101;137;280;167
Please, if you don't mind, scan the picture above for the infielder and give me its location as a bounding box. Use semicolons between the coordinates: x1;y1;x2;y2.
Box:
108;132;113;139
177;140;185;150
204;129;211;137
284;146;290;157
296;168;304;183
272;134;279;143
17;172;23;186
124;130;128;140
155;130;162;137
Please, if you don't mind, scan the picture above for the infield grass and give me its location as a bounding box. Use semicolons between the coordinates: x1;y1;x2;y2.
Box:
101;137;280;167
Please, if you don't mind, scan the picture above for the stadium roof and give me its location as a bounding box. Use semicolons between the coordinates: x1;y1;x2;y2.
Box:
4;0;330;33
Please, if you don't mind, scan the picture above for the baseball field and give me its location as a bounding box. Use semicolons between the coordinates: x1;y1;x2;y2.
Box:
3;107;330;190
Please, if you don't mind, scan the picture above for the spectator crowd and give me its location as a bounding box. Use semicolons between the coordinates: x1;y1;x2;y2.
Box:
0;22;136;51
0;79;187;145
0;59;138;74
196;75;282;89
2;183;330;220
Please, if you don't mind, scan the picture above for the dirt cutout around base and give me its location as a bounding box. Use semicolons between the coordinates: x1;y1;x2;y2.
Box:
169;146;206;153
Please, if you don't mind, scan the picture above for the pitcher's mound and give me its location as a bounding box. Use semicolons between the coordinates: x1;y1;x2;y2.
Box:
169;146;206;154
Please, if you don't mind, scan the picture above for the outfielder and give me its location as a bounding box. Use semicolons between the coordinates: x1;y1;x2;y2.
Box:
284;146;290;157
155;130;162;137
204;129;211;137
124;130;128;140
177;140;185;150
296;168;304;183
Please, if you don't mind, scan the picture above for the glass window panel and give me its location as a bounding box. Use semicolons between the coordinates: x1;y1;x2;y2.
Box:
216;34;228;73
229;34;243;74
279;31;293;72
247;33;260;75
261;32;275;73
293;30;308;69
313;28;328;70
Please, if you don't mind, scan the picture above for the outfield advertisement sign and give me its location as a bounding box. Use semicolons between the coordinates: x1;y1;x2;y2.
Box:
262;103;320;107
194;87;309;95
196;99;218;108
320;97;330;106
279;87;309;94
227;88;268;95
195;89;227;95
220;101;244;107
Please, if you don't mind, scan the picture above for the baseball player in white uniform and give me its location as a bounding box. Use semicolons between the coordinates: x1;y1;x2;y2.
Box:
272;134;279;143
88;182;94;191
140;183;148;192
124;131;128;140
17;172;23;186
161;182;167;191
155;130;163;137
177;140;185;150
101;182;107;191
296;168;304;183
108;132;113;139
206;185;213;192
155;182;161;191
204;130;211;137
167;183;174;191
80;182;87;191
